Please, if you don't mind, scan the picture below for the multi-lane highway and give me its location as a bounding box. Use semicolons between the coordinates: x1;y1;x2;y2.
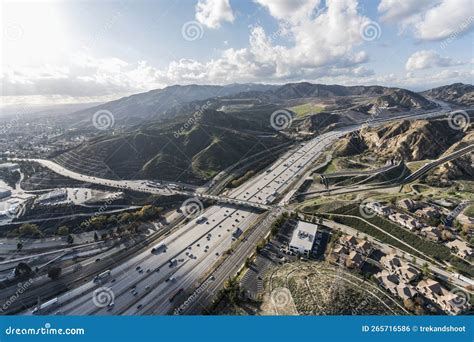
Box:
14;106;472;315
51;205;259;315
23;127;348;316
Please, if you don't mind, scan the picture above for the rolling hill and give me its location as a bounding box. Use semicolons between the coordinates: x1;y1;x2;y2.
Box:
53;109;289;184
422;83;474;107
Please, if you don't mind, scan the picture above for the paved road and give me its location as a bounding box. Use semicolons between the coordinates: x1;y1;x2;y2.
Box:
22;127;348;315
12;106;471;315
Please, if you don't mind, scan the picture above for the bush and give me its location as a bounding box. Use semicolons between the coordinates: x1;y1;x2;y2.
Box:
57;226;69;236
48;267;62;280
14;262;32;279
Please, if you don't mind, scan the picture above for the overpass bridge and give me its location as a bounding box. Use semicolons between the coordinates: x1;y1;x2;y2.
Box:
182;192;274;211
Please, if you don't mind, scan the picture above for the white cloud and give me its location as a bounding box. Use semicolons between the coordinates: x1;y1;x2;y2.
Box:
378;0;474;40
253;0;321;22
7;0;471;106
2;0;375;102
405;50;463;71
378;0;434;23
415;0;474;40
162;0;375;85
195;0;235;29
0;54;165;99
240;0;372;77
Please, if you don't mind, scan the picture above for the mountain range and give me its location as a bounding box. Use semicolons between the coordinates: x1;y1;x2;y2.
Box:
67;82;473;129
51;82;473;183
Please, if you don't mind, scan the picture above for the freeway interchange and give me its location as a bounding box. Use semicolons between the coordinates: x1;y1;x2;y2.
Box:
6;107;472;316
16;128;348;316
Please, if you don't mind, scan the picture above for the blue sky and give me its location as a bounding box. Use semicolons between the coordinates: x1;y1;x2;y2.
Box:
1;0;473;106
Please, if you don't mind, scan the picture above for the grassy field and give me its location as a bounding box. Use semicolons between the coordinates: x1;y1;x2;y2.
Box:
289;103;324;118
464;205;474;218
406;160;431;172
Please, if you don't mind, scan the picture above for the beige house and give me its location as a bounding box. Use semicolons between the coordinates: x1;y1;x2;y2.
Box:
396;284;418;300
388;212;425;231
420;226;442;242
380;254;420;282
446;239;473;259
397;198;420;212
346;250;364;269
416;279;471;315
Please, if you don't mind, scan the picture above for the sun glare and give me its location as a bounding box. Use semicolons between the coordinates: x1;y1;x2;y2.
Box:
2;1;69;67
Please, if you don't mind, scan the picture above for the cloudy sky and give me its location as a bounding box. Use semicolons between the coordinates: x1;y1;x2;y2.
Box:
1;0;473;107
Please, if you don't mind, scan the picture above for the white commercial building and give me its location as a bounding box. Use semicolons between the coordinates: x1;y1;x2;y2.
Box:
288;221;318;257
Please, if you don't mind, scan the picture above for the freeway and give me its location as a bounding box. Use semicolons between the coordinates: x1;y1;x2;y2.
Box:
21;126;349;316
402;144;474;183
298;143;473;199
12;106;471;315
171;108;474;313
41;205;259;315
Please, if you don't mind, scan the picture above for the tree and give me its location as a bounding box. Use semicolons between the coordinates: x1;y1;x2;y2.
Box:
14;262;32;279
118;212;133;223
421;262;431;277
48;267;62;280
137;205;161;221
57;226;69;236
403;298;415;311
18;223;41;238
256;240;266;252
90;215;107;230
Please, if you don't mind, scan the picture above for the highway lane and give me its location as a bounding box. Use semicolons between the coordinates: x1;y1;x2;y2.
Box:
28;129;347;315
96;206;258;315
22;126;361;315
173;108;474;313
178;209;284;314
18;107;470;315
41;204;258;315
229;130;348;204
